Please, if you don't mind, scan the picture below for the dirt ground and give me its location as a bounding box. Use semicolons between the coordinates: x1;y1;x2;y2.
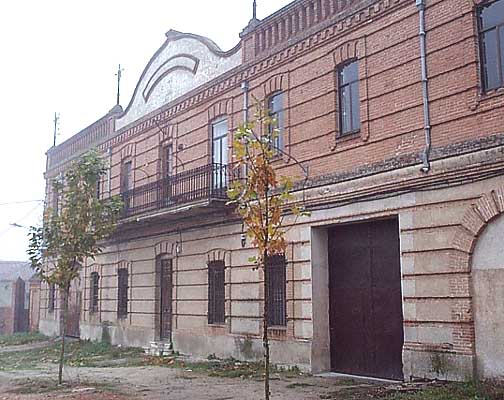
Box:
0;363;389;400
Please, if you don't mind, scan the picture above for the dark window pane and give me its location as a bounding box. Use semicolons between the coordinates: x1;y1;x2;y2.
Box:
340;61;359;85
482;29;501;90
117;269;128;318
266;254;286;327
500;27;504;82
351;82;361;132
480;0;504;30
208;261;225;325
340;85;352;134
90;272;99;313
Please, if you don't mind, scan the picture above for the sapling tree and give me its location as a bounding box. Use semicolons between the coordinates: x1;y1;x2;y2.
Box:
227;104;309;400
28;149;122;384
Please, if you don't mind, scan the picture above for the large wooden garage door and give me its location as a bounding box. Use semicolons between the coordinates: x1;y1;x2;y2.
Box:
328;218;404;380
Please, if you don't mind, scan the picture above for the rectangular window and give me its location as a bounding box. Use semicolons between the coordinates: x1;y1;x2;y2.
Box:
164;145;173;177
48;283;55;313
90;272;100;313
208;260;225;325
117;268;129;318
479;0;504;91
268;92;284;151
266;254;287;327
338;60;361;135
121;161;133;193
212;119;228;190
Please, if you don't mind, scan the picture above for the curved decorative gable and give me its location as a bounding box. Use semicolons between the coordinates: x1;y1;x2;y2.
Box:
117;30;242;130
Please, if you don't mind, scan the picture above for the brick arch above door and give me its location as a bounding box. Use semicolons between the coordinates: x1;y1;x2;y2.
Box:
451;187;504;269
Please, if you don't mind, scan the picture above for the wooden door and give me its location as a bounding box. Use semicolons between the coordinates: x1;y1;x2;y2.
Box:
160;259;173;341
328;218;404;380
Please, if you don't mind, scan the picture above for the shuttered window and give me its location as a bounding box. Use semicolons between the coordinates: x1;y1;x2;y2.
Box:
117;268;129;318
266;254;287;327
90;272;100;313
208;260;225;325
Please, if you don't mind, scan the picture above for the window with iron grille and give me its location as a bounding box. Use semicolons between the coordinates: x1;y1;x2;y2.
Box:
478;0;504;91
268;91;285;151
117;268;129;318
208;260;225;325
266;254;287;327
48;283;55;313
90;272;100;313
338;60;361;136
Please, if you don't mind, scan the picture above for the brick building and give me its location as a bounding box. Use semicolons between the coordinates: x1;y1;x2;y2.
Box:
40;0;504;381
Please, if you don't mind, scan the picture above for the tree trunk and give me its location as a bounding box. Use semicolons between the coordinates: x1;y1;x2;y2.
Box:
263;249;270;400
58;286;69;385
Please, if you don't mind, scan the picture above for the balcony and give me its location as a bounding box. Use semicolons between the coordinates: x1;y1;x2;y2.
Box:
120;163;232;222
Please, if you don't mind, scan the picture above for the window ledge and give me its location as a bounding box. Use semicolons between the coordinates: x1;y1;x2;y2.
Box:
332;130;361;149
481;86;504;100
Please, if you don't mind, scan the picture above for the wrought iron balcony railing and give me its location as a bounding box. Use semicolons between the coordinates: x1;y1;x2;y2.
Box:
121;163;231;219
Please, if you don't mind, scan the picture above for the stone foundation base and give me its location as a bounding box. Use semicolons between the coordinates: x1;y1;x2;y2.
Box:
80;322;155;348
172;331;312;371
39;318;60;337
403;349;475;381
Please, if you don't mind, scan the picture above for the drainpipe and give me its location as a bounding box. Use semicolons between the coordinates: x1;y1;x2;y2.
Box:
417;0;431;173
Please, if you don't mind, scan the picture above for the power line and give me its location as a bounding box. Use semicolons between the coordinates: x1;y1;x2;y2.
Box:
0;199;44;207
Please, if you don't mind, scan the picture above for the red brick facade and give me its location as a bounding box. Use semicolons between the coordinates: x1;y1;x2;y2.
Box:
41;0;504;381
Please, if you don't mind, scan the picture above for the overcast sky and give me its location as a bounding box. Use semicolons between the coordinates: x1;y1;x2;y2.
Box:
0;0;291;261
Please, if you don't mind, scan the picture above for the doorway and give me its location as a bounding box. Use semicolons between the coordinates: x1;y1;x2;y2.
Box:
159;258;173;341
328;218;404;380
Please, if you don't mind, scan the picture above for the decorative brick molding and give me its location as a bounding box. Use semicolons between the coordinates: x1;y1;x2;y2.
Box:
451;187;504;265
157;122;177;144
116;260;132;273
154;241;175;257
120;143;136;160
206;248;229;264
262;72;289;97
207;98;233;122
332;38;365;66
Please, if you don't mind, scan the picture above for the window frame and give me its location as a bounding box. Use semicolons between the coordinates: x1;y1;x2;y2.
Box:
478;0;504;92
48;283;56;313
164;144;174;178
207;260;226;325
90;272;100;314
337;59;361;136
120;160;133;194
267;91;285;152
117;268;129;319
266;254;287;327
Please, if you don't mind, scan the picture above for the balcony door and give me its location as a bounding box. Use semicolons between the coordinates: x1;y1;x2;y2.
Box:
212;118;228;191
